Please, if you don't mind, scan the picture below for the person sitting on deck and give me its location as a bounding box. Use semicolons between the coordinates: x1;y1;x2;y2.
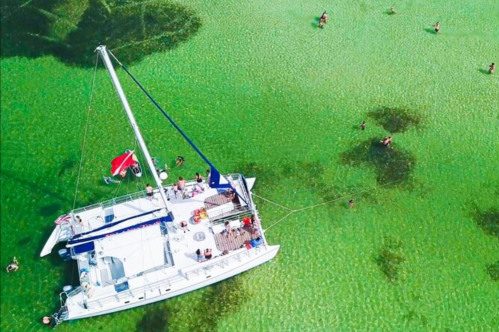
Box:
204;249;213;260
226;189;235;200
180;220;190;233
222;221;231;237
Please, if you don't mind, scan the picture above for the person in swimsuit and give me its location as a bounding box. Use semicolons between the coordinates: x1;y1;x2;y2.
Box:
382;136;392;147
180;220;190;233
146;184;154;200
177;177;186;198
176;156;185;167
349;199;355;208
489;63;496;74
434;22;440;33
196;249;203;262
6;257;19;273
318;17;325;29
204;249;212;260
172;183;179;198
195;172;204;190
361;121;366;131
223;221;231;237
321;11;329;23
42;316;52;326
103;176;121;184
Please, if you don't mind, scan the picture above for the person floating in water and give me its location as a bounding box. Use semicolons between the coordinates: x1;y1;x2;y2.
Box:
382;136;392;147
434;22;440;34
349;199;355;208
489;63;495;74
42;316;52;326
321;11;329;23
176;156;185;167
103;176;121;185
6;257;19;273
318;17;325;29
361;121;366;131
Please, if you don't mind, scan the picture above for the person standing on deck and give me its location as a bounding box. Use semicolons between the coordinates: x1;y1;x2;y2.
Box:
146;184;154;201
195;172;204;190
177;177;186;198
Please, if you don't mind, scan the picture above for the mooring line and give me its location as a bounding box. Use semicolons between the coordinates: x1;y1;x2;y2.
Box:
251;193;293;211
260;180;403;231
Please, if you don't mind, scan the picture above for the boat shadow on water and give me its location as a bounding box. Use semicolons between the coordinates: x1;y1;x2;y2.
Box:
136;276;250;332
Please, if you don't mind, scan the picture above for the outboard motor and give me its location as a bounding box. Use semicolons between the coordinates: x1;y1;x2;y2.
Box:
58;248;71;262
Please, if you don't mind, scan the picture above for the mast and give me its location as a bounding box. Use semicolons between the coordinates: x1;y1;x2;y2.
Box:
96;45;170;209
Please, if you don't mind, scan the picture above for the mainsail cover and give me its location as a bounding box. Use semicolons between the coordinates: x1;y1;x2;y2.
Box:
111;151;136;176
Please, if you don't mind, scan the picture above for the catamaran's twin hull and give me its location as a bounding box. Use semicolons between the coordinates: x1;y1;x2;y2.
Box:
66;245;279;321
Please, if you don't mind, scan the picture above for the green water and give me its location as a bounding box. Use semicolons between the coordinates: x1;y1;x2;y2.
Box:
1;0;498;331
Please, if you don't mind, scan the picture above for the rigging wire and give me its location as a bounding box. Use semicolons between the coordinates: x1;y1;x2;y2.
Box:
73;54;100;209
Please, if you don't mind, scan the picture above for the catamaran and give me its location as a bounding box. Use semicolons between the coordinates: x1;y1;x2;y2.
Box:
41;45;280;325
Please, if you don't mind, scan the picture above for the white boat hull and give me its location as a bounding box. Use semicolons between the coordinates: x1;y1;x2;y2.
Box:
66;245;280;320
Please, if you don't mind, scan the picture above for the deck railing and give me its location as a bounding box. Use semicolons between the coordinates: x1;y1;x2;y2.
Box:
71;173;247;216
82;246;264;310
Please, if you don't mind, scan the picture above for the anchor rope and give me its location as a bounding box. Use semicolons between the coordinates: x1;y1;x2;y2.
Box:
260;180;403;231
73;54;100;209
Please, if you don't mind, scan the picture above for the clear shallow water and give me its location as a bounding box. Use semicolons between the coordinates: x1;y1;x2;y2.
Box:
1;0;499;331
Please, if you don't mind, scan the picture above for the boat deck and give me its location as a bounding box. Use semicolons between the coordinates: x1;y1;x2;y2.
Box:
213;225;254;252
68;177;257;303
